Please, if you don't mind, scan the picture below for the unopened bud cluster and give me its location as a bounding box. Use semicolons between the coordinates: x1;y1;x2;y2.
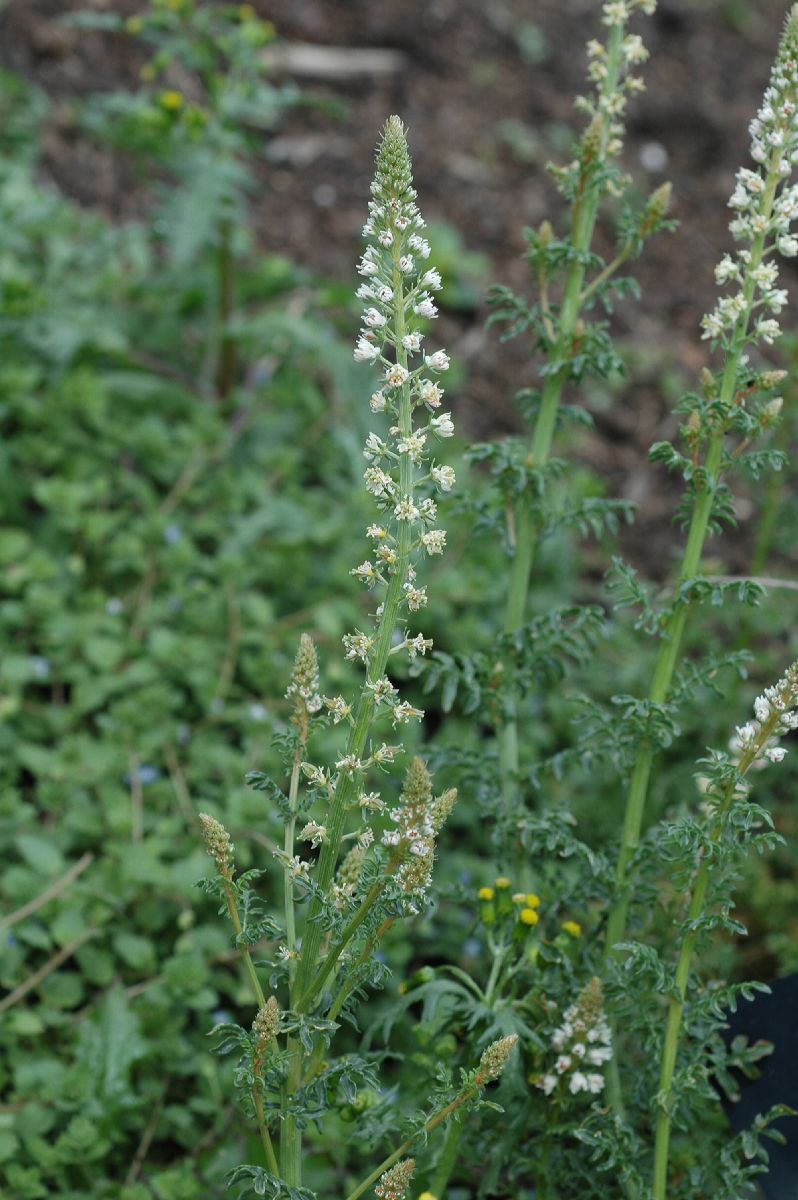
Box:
374;1158;415;1200
198;812;235;876
252;996;280;1075
702;8;798;348
381;757;456;910
286;633;323;716
476;1033;519;1084
538;977;612;1097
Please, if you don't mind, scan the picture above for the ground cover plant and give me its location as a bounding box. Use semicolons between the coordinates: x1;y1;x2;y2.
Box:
2;1;798;1199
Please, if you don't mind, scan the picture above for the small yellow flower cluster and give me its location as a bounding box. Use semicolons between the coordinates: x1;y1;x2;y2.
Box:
475;877;584;950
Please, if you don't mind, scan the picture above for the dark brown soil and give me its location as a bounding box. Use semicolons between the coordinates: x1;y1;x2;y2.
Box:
1;0;794;577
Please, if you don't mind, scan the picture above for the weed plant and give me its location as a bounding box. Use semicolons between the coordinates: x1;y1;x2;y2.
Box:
2;2;798;1200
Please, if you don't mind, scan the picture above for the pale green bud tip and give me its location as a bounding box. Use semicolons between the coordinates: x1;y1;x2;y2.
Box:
759;369;788;389
401;756;432;807
581;114;604;159
374;1158;415;1200
252;995;280;1045
374;115;414;199
198;812;234;873
644;181;672;226
476;1033;518;1083
286;632;322;713
781;5;798;56
430;787;457;833
577;976;605;1024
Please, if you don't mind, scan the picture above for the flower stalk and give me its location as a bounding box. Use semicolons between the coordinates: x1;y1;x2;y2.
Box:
498;0;659;822
605;5;798;962
651;664;798;1198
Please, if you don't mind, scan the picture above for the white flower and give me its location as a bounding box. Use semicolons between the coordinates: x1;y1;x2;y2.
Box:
569;1071;589;1094
431;412;455;437
406;633;433;659
755;318;781;344
414;296;438;319
778;234;798;255
398;255;414;273
363;467;395;497
754;696;771;722
403;584;428;611
765;746;787;763
397;432;426;462
367;676;399;703
359;791;384;812
419;497;437;521
431;464;456;491
378;230;394;247
402;332;423;352
351;560;378;586
556;1055;572;1075
408;234;431;257
586;1074;605;1094
394;498;420;522
299;822;327;847
370;390;387;412
385;363;409;388
363;432;386;460
343;631;373;662
324;695;352;724
417;379;443;408
335;754;363;775
393;701;424;724
354;337;380;363
539;1074;558;1095
421;529;446;555
425;349;450;372
421;268;442;290
364;307;387;328
357;257;379;277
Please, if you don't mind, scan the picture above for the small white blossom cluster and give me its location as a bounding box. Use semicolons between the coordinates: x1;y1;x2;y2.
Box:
728;662;798;768
577;0;657;157
285;633;323;715
381;757;456;910
350;116;454;717
702;12;798;347
538;977;612;1098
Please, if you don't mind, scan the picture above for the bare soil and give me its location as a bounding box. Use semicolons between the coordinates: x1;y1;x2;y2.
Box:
1;0;794;576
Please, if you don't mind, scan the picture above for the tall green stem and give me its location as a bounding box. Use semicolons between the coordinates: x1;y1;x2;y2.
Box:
215;216;237;404
650;705;780;1198
280;239;415;1192
604;154;780;961
344;1086;479;1200
499;26;623;823
294;246;413;1009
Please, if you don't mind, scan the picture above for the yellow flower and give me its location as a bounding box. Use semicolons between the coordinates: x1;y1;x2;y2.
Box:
525;892;541;909
160;90;184;111
477;886;494;901
419;1194;438;1200
519;908;539;926
494;876;511;890
562;920;582;939
125;16;143;34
